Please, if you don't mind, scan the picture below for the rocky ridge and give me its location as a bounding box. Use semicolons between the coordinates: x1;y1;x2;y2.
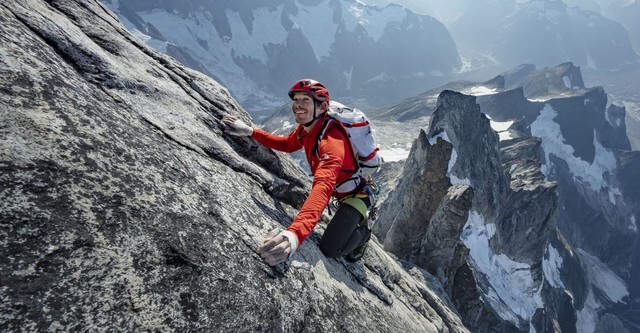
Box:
374;91;560;332
373;62;639;331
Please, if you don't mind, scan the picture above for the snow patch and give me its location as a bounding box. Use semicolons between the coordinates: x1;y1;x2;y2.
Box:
603;102;613;127
562;76;572;89
608;186;621;204
631;215;637;232
343;67;354;90
428;130;450;145
343;4;407;42
458;56;474;73
365;72;388;83
489;118;514;141
448;148;458;173
576;288;600;333
485;223;496;238
449;174;471;185
528;97;549;103
498;131;514;141
531;104;617;192
447;149;471;185
428;131;470;184
543;244;564;288
278;120;295;133
578;249;628;303
293;1;337;60
378;147;410;162
490;119;514;132
460;86;498;96
461;211;543;324
227;7;289;61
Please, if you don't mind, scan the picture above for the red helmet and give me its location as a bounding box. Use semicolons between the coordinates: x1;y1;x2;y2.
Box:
288;79;330;102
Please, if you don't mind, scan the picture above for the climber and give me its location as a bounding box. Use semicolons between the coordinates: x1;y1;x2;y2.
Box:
222;79;375;266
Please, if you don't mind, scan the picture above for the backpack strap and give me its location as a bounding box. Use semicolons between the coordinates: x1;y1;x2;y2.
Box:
360;147;380;162
312;116;332;158
313;116;358;174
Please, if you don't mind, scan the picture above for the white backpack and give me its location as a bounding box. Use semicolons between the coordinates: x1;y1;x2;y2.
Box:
314;101;382;181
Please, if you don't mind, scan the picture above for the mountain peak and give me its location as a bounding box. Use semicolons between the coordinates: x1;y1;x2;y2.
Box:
103;0;462;111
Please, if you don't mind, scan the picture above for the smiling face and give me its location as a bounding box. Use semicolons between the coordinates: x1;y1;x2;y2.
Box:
291;92;325;127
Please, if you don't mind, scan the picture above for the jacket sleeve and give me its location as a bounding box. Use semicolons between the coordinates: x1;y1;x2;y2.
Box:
251;127;303;153
286;128;346;244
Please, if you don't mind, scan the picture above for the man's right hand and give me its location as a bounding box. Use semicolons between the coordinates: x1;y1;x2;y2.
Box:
257;229;299;266
222;116;254;136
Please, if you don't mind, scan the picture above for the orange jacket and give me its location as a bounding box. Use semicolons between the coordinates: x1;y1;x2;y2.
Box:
251;114;357;244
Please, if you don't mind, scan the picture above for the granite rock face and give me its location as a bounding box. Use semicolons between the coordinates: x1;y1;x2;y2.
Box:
374;130;453;258
0;1;470;332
